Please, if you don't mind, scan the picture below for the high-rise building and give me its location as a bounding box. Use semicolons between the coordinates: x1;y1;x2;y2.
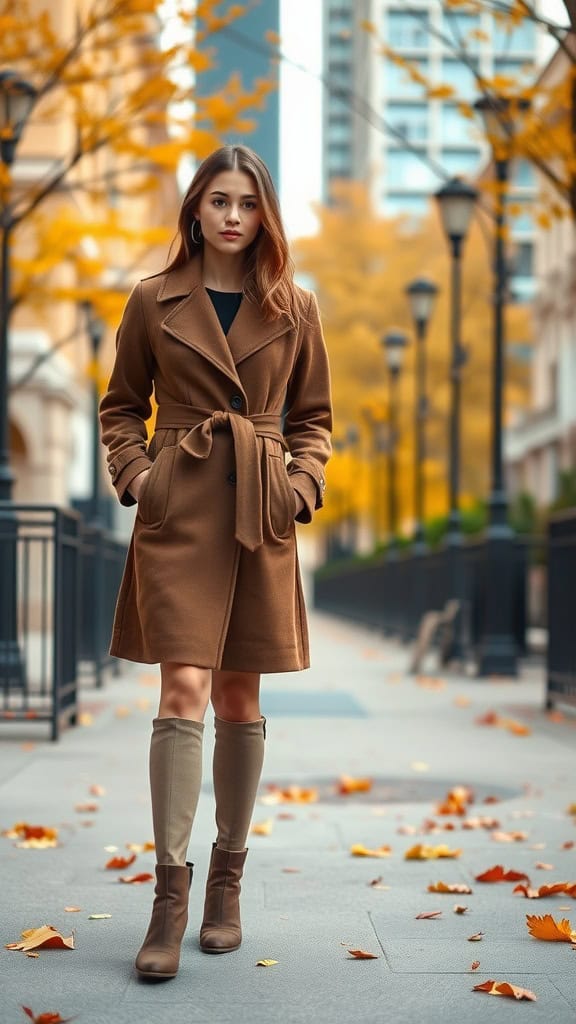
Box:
195;1;280;186
322;0;542;299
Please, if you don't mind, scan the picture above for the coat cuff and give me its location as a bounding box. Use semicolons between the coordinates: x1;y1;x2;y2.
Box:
112;456;153;506
289;469;325;525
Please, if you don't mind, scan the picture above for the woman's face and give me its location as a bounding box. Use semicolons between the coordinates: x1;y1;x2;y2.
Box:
195;169;262;257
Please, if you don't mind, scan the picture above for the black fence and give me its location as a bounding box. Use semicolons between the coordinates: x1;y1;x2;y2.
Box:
313;536;529;674
0;503;127;739
546;509;576;709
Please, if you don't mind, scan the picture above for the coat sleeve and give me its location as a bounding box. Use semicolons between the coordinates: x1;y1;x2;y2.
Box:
99;282;155;506
284;290;333;524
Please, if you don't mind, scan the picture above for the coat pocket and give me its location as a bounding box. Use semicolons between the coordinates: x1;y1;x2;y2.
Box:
137;444;177;527
267;452;297;540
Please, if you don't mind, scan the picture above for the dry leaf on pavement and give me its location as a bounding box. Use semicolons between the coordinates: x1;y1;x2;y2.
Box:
22;1007;76;1023
89;784;106;797
467;932;484;942
338;775;373;795
350;844;392;858
514;881;576;899
256;959;278;966
347;949;379;958
491;831;528;842
405;844;462;860
473;980;537;1001
526;913;576;942
535;862;554;870
106;853;136;870
126;841;155;853
63;907;81;913
251;819;274;836
74;803;99;813
475;865;529;883
427;882;472;894
6;926;74;953
470;961;480;970
415;910;442;919
118;873;154;884
454;905;469;914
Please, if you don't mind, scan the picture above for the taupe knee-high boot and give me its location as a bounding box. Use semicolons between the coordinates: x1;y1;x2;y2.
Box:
135;717;204;980
200;716;265;953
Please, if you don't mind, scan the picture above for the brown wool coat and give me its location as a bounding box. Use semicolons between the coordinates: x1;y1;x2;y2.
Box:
99;256;332;672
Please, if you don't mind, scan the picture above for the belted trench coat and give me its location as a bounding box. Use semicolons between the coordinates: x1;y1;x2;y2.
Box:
99;256;332;672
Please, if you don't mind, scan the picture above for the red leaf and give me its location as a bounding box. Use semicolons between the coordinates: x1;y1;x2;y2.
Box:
475;864;530;883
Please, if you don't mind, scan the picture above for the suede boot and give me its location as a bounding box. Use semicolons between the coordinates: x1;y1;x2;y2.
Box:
200;716;266;953
199;844;248;953
135;717;204;979
135;862;193;979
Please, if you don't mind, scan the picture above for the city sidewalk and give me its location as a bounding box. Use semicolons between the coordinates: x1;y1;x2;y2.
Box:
1;611;576;1024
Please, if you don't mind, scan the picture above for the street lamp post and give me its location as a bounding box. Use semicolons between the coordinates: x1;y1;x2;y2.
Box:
406;277;438;553
82;301;106;526
473;95;530;676
0;72;37;688
435;177;478;663
382;329;408;559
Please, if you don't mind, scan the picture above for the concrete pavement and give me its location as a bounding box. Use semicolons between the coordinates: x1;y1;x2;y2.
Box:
1;611;576;1024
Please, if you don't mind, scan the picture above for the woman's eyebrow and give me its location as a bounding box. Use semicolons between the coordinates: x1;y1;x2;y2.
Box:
209;189;258;199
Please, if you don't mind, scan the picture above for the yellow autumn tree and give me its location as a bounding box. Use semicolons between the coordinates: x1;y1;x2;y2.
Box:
294;180;530;539
2;0;277;386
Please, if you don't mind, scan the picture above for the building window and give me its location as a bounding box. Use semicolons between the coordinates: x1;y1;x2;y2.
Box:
328;33;352;55
328;60;351;78
386;150;436;190
512;159;536;187
441;11;481;50
439;103;477;145
493;17;536;53
384;193;430;217
512;242;533;278
507;196;533;234
440;149;482;176
386;102;428;143
387;10;430;50
385;59;429;98
328;120;352;143
440;58;480;99
493;57;535;84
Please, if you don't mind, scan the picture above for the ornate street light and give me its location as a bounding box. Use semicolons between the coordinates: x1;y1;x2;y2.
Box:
82;301;106;526
435;177;477;664
406;277;438;551
0;72;36;689
382;329;408;558
473;94;531;676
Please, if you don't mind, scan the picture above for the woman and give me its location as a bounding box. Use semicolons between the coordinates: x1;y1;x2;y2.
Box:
99;144;332;981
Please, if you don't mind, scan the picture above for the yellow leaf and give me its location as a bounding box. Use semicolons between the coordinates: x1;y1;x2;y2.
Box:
350;844;392;858
427;881;472;894
405;844;462;860
88;914;112;920
526;913;576;942
256;959;278;966
251;819;274;836
5;925;74;952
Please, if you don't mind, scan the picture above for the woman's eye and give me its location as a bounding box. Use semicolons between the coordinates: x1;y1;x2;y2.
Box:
243;201;257;210
212;199;225;207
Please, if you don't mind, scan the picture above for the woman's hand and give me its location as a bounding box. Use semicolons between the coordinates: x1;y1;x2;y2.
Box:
129;469;150;501
293;490;305;518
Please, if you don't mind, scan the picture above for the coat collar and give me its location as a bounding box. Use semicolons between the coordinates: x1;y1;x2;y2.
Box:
156;258;292;385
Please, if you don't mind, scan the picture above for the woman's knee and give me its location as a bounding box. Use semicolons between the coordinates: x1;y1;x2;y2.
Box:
211;671;260;721
159;663;211;718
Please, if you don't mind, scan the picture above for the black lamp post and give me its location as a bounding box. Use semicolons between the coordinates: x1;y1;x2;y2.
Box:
82;301;106;526
0;72;36;689
435;177;477;664
382;329;407;557
406;277;438;552
473;95;530;676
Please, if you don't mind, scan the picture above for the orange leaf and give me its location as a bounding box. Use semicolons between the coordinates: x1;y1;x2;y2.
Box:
470;960;480;970
89;784;106;796
251;819;274;836
338;775;373;794
405;844;461;860
468;932;484;942
74;803;99;813
118;873;154;884
454;904;469;914
125;841;155;853
263;784;318;804
22;1009;75;1024
562;841;575;850
105;853;136;870
6;926;74;953
347;948;379;958
491;831;528;842
350;844;392;858
427;882;472;894
535;862;554;870
63;907;82;913
475;865;529;883
526;913;576;942
415;910;442;919
473;980;537;1001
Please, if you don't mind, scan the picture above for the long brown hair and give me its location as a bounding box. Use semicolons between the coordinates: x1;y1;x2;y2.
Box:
166;145;298;324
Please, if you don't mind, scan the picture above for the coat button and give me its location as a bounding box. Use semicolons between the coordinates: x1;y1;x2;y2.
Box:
227;471;237;485
230;394;243;411
108;464;117;478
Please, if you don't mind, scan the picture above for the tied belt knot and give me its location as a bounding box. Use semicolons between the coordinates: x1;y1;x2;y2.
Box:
155;403;287;552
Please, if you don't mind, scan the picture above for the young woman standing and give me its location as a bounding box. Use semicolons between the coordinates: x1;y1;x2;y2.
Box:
99;144;332;980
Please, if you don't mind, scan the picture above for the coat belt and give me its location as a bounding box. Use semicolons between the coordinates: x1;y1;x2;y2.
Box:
155;403;286;552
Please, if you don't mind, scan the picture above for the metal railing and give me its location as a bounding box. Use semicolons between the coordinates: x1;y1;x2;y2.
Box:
313;536;529;672
0;503;127;739
546;509;576;709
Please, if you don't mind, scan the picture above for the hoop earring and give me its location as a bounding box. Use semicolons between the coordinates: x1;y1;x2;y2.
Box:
191;219;203;245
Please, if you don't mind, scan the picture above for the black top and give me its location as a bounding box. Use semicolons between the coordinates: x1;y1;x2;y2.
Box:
206;287;243;336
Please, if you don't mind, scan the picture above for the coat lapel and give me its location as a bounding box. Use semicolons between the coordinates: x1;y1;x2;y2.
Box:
157;259;292;383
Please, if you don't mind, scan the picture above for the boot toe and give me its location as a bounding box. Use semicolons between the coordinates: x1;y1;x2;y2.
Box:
136;948;179;978
200;927;241;953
